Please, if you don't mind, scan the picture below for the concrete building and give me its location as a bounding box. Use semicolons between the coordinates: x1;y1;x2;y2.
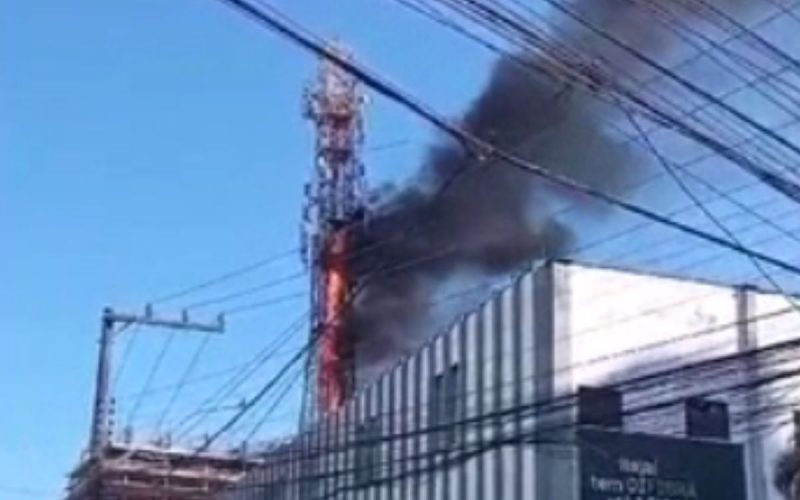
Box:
219;260;800;500
65;442;258;500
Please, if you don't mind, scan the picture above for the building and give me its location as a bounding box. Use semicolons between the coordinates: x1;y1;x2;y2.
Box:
64;308;262;500
219;260;800;500
65;442;258;500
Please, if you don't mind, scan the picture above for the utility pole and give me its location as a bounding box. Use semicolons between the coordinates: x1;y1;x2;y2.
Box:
88;306;224;458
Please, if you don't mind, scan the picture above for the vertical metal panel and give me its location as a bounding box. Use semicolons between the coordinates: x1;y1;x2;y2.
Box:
465;313;479;500
492;294;504;500
321;413;331;500
520;269;537;500
475;306;486;500
457;320;468;500
296;433;304;500
363;383;374;500
289;441;297;500
298;436;304;499
299;431;309;500
283;440;291;500
442;328;452;500
263;463;270;500
387;366;396;500
310;421;317;499
375;374;385;500
274;446;281;500
295;435;302;500
512;277;524;500
264;450;272;500
427;339;437;500
332;412;340;499
344;398;355;500
311;427;319;499
534;262;578;500
737;287;767;500
533;262;554;500
333;409;343;500
413;352;423;500
252;464;258;500
252;467;258;500
306;429;315;500
254;461;261;500
399;359;410;500
266;467;274;500
268;447;274;500
278;443;285;500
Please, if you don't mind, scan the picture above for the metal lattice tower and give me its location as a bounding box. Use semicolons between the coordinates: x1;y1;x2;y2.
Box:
300;45;367;423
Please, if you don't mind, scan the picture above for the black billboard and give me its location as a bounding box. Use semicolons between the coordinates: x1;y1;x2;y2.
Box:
579;428;746;500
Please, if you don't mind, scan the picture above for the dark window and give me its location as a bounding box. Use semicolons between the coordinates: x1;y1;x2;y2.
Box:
354;415;381;485
429;363;462;453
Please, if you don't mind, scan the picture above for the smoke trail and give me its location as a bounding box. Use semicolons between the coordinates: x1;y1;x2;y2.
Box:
345;0;755;383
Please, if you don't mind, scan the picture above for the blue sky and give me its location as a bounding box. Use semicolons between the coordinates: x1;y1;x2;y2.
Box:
0;0;494;496
3;0;800;497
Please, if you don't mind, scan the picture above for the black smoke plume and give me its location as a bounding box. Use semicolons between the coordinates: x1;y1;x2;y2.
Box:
343;0;754;383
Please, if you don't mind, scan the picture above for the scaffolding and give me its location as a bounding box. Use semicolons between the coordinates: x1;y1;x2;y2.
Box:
65;442;259;500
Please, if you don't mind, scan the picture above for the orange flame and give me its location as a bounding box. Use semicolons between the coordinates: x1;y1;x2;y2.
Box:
320;228;349;412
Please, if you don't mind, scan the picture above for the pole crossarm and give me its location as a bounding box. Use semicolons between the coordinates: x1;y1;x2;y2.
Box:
89;306;225;458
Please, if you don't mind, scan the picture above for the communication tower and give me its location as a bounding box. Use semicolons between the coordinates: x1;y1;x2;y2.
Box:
301;45;367;420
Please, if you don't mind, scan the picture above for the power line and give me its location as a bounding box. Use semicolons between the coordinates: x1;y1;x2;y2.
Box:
207;0;800;281
184;270;307;311
170;193;800;440
196;332;311;452
401;0;800;245
243;365;305;442
126;330;177;426
149;247;298;305
138;229;800;470
399;2;800;265
617;99;800;315
540;0;800;164
212;356;800;494
128;249;302;434
680;0;800;76
193;236;800;452
154;331;214;433
168;173;800;447
189;225;454;449
173;245;472;440
221;290;307;317
115;346;300;402
111;322;141;393
430;0;800;193
173;311;309;440
416;0;800;197
184;0;800;454
404;0;800;187
171;234;797;440
248;298;800;431
628;0;800;120
126;290;305;431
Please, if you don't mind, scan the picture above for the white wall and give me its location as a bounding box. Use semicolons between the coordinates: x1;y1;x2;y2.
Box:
751;291;800;500
564;263;740;435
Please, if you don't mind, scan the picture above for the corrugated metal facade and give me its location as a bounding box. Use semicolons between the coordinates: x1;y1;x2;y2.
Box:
220;260;800;500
